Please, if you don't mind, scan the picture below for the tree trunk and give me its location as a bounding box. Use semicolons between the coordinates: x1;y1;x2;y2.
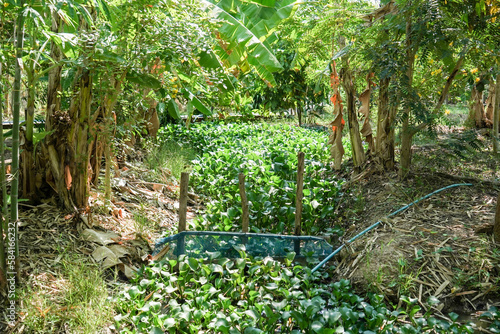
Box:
102;72;125;206
342;68;365;169
342;68;365;168
45;68;93;212
494;74;500;154
375;77;396;170
11;0;25;278
469;86;485;128
494;192;500;242
297;104;302;126
399;16;416;179
433;56;464;115
21;68;36;200
70;69;92;209
0;63;6;290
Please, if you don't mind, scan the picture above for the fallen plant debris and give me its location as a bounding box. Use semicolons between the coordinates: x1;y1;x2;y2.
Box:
0;158;200;333
334;171;500;329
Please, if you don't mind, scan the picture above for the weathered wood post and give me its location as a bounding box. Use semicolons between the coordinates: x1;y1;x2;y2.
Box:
294;152;305;255
239;173;250;244
177;172;189;256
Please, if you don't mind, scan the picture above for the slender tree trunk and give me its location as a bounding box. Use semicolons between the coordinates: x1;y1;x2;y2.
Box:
494;74;500;154
0;62;6;289
342;68;365;169
375;77;396;170
494;192;500;242
399;16;416;179
21;67;36;199
297;104;302;127
102;73;125;206
433;56;465;115
12;0;25;279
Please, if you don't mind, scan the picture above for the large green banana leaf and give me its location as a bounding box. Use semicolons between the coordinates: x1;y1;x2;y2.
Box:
201;0;298;87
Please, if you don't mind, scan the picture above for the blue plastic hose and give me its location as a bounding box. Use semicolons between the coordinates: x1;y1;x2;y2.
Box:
310;183;473;273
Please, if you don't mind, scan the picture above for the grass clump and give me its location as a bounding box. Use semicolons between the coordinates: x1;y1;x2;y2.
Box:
17;254;115;333
144;140;196;181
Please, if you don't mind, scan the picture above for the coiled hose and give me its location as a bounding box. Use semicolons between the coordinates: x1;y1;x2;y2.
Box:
310;183;473;273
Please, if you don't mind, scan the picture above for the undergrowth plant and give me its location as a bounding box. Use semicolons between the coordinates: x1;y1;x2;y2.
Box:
111;250;475;333
160;122;343;235
144;139;196;180
18;254;114;333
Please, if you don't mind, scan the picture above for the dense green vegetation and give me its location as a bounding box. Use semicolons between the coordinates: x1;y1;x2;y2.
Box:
161;122;343;234
1;0;500;332
112;251;479;333
107;121;499;333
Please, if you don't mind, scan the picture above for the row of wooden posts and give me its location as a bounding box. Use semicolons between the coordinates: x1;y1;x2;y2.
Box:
176;152;306;255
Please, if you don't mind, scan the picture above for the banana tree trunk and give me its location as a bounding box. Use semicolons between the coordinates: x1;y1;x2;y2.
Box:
46;68;92;211
70;69;92;208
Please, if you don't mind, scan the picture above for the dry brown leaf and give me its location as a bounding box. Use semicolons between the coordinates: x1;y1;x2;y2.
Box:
65;165;72;190
329;111;345;170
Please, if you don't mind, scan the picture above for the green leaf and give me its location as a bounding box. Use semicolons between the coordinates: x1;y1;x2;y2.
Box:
149;327;164;334
182;89;213;116
244;309;260;321
331;44;352;61
164;318;176;328
427;296;440;306
198;50;220;69
214;318;230;333
201;0;289;85
448;312;459;322
188;257;199;271
33;130;53;146
126;70;161;89
244;327;264;334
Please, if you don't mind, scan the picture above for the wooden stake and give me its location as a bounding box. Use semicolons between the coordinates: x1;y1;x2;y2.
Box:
294;152;305;255
178;172;189;233
238;173;249;233
177;172;189;256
